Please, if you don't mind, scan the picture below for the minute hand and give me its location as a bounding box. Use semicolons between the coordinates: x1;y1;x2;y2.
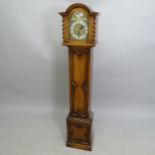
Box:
78;25;83;36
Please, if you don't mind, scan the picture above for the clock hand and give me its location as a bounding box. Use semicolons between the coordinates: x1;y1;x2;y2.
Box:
78;25;83;36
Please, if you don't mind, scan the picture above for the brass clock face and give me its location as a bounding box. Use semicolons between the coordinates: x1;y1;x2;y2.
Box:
70;11;88;41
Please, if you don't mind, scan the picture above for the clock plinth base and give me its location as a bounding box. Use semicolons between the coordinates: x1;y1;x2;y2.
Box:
66;112;93;151
66;141;92;151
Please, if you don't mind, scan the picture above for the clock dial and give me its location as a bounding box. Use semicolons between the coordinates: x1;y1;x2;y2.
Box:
70;11;88;41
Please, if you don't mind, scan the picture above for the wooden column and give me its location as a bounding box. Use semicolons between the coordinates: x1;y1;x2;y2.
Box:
66;46;92;150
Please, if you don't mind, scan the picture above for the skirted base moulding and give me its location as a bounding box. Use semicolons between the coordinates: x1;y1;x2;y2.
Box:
66;112;93;151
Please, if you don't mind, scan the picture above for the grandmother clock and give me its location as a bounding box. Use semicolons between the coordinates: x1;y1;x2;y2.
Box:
59;3;98;151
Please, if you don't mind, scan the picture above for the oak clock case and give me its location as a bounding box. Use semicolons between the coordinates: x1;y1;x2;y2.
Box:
59;3;97;151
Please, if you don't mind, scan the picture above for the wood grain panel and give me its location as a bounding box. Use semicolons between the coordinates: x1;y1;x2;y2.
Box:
69;47;91;116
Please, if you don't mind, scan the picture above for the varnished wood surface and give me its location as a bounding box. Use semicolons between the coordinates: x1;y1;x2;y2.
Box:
66;112;93;151
66;46;93;151
69;47;91;116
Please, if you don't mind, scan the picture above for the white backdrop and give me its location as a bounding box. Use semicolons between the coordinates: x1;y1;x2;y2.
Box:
0;0;155;155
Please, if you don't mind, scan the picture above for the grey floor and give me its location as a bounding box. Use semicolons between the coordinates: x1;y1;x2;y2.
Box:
0;91;155;155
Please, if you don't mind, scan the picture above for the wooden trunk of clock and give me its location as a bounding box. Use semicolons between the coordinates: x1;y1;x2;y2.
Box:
67;46;92;151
